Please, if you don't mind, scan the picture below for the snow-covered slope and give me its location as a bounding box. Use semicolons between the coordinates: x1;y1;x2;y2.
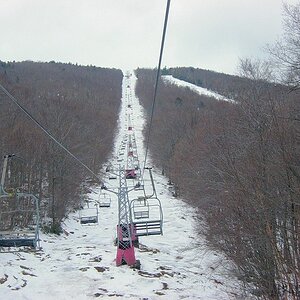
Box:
162;75;235;103
0;71;246;299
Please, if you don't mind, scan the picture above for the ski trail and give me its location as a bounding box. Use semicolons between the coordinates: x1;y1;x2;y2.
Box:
162;75;235;103
0;71;248;300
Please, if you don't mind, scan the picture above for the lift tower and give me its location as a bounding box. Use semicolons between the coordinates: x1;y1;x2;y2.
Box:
116;168;136;266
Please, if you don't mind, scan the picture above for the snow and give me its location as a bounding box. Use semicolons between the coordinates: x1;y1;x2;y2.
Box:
162;75;235;103
0;71;247;299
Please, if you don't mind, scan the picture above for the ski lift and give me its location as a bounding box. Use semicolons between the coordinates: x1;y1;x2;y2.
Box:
0;193;40;249
0;155;40;249
130;196;149;219
79;201;99;225
98;193;111;208
130;196;163;236
130;168;163;237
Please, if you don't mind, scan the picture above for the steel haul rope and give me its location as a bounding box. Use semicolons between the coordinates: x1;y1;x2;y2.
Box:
143;0;171;173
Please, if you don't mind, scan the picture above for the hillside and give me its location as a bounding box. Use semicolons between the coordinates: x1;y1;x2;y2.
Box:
162;66;284;101
136;67;300;298
0;61;122;226
0;71;247;300
0;61;299;299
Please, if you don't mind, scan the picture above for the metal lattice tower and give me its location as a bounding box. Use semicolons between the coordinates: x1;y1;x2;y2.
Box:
126;134;134;170
116;167;136;266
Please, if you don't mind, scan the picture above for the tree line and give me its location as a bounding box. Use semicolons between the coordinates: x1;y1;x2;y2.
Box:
135;2;300;298
0;61;122;232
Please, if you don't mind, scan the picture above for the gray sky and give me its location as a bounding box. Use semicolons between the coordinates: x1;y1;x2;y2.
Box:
0;0;298;75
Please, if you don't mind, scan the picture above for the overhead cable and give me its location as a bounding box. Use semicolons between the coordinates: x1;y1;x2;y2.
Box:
143;0;171;171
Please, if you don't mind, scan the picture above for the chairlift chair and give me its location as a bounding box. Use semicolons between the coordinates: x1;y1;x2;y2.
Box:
130;197;149;219
0;231;38;248
0;193;40;249
125;169;136;179
130;196;163;237
98;193;111;208
79;202;99;225
130;168;163;237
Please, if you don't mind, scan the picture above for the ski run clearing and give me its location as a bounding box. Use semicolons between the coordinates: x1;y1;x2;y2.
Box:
162;75;235;103
0;72;248;299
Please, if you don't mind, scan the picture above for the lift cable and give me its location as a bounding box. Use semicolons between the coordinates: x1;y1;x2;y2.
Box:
0;83;103;184
143;0;171;172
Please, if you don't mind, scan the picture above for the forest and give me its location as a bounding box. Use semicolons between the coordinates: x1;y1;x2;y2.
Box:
135;3;300;299
0;61;122;232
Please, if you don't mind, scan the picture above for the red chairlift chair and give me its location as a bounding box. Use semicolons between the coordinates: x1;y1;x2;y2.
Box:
125;169;136;179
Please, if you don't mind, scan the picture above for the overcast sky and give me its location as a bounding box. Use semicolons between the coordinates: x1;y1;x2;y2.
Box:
0;0;298;75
